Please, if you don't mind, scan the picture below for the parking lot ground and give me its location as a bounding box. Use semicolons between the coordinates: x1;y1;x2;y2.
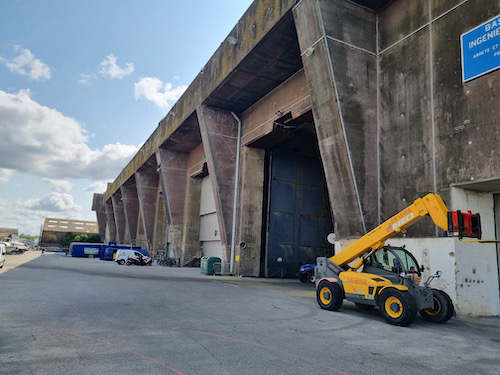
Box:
0;254;499;375
0;250;41;275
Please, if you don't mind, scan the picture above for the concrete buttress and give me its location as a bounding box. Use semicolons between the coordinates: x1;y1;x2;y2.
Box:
111;191;128;243
156;147;189;260
293;0;378;238
197;104;239;264
92;193;106;241
135;170;159;251
104;199;116;242
120;183;139;244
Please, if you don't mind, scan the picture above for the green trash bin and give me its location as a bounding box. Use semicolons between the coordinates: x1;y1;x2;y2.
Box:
200;256;221;275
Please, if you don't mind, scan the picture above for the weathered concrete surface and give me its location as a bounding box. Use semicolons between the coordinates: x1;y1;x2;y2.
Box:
91;193;106;240
240;69;311;146
379;0;428;51
152;189;167;253
2;255;500;375
156;148;192;260
432;0;500;191
135;210;148;250
236;147;265;276
294;0;377;237
197;105;239;262
379;28;434;236
378;0;500;236
111;191;127;244
120;183;139;244
181;176;202;264
156;148;189;226
450;187;500;316
135;170;159;250
328;38;377;230
104;0;298;201
104;199;116;243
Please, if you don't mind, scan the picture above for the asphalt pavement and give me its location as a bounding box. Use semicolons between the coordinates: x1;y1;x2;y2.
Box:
1;254;499;375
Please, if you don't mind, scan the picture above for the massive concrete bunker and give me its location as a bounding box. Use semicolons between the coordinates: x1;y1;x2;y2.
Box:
92;0;500;316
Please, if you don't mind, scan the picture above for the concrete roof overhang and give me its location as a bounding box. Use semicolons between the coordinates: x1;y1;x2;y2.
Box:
350;0;393;11
104;0;388;201
104;0;300;201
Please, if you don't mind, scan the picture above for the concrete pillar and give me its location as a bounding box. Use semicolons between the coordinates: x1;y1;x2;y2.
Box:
135;169;159;251
156;147;188;260
135;211;148;250
293;0;378;238
236;147;265;277
153;188;168;254
111;191;127;243
181;176;202;264
120;183;139;244
156;147;202;263
197;104;239;263
104;199;116;242
91;193;106;241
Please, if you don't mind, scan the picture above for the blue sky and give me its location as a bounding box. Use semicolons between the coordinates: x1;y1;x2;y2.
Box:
0;0;253;235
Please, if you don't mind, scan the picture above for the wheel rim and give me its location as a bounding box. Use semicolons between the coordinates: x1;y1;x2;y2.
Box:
385;296;403;318
319;286;332;305
423;296;442;316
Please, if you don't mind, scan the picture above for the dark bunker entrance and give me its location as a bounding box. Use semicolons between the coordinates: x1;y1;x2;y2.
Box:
254;112;334;278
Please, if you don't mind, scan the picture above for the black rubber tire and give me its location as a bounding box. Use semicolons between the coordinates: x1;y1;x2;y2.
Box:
117;259;125;265
440;290;455;322
316;280;343;311
420;289;454;323
298;273;309;283
378;288;417;326
126;260;132;266
355;303;375;311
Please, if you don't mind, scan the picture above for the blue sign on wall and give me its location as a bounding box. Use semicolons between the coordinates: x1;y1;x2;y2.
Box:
461;14;500;82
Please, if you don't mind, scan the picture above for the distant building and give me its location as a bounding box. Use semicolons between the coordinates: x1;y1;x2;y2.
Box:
39;218;99;248
0;227;18;239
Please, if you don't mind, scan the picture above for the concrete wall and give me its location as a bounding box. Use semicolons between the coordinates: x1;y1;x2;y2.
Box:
385;237;500;316
91;0;500;314
379;0;500;236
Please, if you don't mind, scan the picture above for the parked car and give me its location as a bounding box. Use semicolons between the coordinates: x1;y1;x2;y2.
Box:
298;263;316;283
115;249;152;266
0;243;6;268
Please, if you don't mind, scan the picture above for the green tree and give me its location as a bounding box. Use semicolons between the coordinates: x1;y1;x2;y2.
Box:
20;234;38;241
60;232;75;248
59;232;102;248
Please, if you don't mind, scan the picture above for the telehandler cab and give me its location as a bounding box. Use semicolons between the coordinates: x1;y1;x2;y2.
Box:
315;193;481;326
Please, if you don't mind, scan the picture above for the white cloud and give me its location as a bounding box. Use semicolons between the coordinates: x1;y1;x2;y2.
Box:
43;178;72;194
0;45;51;81
25;192;80;212
85;181;107;193
0;89;139;181
0;196;85;235
134;77;187;111
0;168;14;182
99;53;134;79
78;73;96;85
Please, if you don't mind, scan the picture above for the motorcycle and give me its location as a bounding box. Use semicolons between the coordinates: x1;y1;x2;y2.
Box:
126;254;152;266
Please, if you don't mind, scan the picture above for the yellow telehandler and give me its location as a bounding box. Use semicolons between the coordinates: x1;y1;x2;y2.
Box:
315;193;481;326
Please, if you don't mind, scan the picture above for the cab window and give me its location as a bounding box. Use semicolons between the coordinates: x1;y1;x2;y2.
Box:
368;249;399;272
391;248;420;275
